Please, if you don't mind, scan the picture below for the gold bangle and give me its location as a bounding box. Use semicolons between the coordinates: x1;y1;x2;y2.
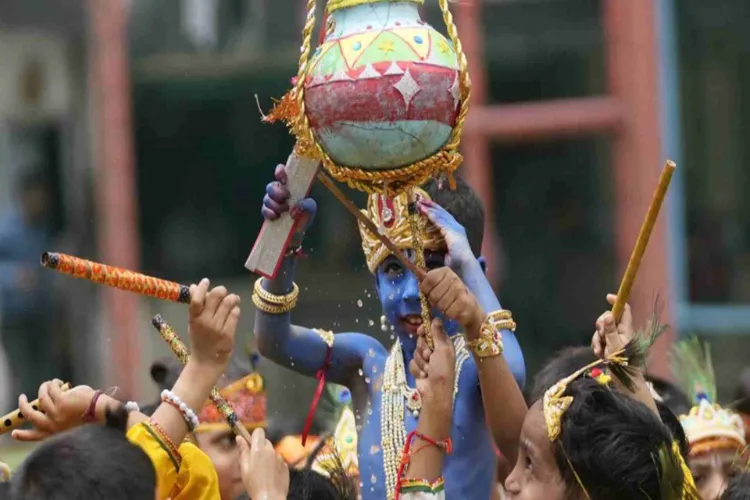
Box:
467;310;512;358
252;292;297;315
254;279;299;306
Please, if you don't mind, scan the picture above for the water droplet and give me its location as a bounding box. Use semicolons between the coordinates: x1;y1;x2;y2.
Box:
368;319;375;326
390;334;396;340
355;318;359;323
290;362;295;367
367;408;372;415
372;365;378;373
357;299;363;307
365;377;371;384
368;348;375;358
358;369;364;376
370;445;381;454
370;475;377;484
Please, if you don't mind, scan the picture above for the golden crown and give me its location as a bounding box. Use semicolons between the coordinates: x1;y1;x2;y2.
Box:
311;407;360;478
680;398;746;457
358;188;446;273
196;373;266;432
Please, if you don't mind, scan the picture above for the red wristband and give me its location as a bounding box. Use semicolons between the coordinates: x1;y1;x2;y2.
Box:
81;390;103;423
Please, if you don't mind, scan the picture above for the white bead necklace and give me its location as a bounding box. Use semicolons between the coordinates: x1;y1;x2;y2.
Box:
380;335;470;499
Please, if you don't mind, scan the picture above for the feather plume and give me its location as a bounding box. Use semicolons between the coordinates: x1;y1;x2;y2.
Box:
609;307;668;392
670;337;716;404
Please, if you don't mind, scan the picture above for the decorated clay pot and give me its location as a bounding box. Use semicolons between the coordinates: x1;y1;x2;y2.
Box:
305;0;460;172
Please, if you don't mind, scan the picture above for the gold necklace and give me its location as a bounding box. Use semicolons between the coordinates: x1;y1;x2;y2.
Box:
380;336;470;499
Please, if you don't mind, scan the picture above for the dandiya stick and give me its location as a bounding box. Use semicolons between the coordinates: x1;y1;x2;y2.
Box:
41;252;191;304
151;315;253;445
612;160;677;322
0;383;72;435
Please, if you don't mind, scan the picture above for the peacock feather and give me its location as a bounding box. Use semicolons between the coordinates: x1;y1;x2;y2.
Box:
609;307;668;392
669;337;716;405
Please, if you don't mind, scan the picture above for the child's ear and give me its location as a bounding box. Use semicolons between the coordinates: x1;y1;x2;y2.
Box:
478;256;488;275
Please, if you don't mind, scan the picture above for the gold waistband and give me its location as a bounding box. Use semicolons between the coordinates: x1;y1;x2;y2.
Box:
327;0;424;13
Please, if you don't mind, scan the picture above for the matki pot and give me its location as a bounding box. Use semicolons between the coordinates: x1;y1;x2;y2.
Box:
275;0;471;195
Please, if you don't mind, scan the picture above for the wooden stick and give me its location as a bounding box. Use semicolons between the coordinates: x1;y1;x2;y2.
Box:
316;171;427;280
151;315;253;445
0;383;72;435
612;160;676;321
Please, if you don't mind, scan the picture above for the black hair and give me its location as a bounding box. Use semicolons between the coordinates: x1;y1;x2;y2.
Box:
555;377;687;499
11;406;156;500
736;368;750;415
722;472;750;500
423;175;485;258
0;483;9;500
530;346;596;402
287;466;357;500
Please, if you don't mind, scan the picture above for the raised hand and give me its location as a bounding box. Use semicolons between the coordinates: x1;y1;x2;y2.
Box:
188;278;241;373
262;164;317;246
418;198;475;271
410;319;456;411
238;428;289;500
13;380;95;442
420;267;485;336
591;293;636;359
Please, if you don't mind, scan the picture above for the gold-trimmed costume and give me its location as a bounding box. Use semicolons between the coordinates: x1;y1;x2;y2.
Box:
359;188;446;273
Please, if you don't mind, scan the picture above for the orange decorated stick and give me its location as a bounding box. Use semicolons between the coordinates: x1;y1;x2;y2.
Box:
611;160;676;321
41;252;191;304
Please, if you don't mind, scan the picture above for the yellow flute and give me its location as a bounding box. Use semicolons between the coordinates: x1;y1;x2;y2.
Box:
0;383;72;435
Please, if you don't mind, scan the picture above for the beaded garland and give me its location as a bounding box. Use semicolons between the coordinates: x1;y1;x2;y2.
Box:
381;336;469;500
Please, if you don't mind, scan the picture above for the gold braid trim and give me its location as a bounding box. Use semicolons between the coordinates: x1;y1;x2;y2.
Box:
327;0;424;12
269;0;470;195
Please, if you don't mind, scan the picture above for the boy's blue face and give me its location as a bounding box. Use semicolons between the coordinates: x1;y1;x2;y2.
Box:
374;249;460;340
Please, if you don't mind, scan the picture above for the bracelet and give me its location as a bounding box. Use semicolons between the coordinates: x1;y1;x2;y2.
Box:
467;310;513;358
252;292;297;314
161;390;199;431
394;431;452;500
124;401;140;413
253;279;299;306
398;477;445;495
81;390;103;423
144;419;182;467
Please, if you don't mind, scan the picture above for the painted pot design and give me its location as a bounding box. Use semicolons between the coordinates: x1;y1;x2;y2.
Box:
304;0;460;171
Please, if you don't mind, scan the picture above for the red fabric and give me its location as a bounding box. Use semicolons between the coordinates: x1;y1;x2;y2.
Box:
394;430;453;500
302;345;333;446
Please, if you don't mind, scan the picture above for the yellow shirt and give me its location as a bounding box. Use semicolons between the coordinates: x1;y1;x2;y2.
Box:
127;423;221;500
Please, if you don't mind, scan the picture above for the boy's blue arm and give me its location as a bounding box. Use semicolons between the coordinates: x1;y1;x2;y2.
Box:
255;256;381;386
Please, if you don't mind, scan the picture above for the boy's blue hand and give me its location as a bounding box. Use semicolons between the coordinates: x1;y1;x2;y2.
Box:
418;199;475;271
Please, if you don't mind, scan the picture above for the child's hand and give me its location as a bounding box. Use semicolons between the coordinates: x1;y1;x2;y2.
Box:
418;198;475;272
262;164;317;247
238;428;289;500
420;267;485;336
411;319;456;412
591;293;636;359
12;381;95;442
188;279;241;372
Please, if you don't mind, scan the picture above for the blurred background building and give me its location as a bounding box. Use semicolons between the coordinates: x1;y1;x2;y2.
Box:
0;0;749;452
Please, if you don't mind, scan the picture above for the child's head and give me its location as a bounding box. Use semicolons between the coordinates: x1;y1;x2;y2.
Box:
530;346;596;402
359;177;485;340
11;407;155;500
506;377;691;500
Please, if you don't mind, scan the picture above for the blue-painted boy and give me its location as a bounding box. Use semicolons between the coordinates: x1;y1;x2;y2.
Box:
254;164;526;499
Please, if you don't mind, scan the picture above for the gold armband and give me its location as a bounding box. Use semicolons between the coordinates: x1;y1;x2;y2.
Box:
467;309;515;358
252;279;299;314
